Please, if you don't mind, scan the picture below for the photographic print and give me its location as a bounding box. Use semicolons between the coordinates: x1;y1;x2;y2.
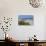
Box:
18;15;33;25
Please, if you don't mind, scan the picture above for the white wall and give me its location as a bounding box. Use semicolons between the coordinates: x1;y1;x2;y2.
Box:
8;14;45;40
0;0;46;40
44;16;46;40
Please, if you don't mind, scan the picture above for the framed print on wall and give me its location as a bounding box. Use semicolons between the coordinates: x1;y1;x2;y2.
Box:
18;15;33;25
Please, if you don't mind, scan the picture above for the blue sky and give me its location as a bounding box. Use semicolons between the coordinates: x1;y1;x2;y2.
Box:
18;15;33;20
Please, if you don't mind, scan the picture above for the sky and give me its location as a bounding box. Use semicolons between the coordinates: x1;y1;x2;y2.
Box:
18;15;33;20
